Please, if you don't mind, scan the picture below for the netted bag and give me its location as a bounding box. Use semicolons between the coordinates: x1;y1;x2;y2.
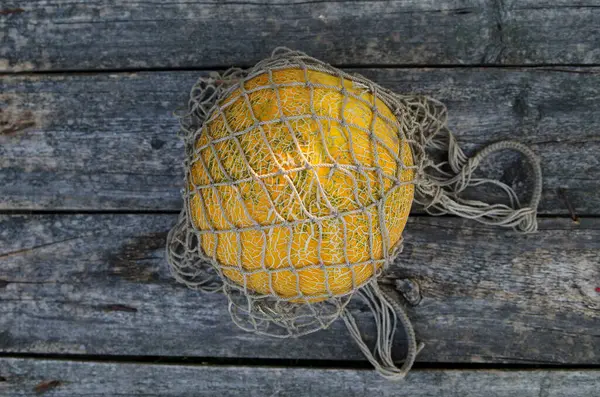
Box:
167;48;542;380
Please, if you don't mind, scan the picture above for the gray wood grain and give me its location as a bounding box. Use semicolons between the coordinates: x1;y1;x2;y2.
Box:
2;68;599;215
2;0;600;71
1;214;598;364
1;358;599;397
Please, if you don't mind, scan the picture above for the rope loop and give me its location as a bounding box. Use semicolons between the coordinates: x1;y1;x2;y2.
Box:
342;281;424;380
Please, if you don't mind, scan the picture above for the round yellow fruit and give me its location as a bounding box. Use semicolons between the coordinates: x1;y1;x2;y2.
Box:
188;68;414;302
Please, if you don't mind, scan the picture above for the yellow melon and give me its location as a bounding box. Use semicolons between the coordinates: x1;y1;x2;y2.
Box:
188;68;414;302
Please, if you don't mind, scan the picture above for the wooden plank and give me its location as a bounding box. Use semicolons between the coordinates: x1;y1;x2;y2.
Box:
2;1;600;72
1;214;598;364
2;68;599;215
1;358;599;397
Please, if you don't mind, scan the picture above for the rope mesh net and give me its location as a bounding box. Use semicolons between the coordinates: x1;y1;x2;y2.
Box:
166;48;542;380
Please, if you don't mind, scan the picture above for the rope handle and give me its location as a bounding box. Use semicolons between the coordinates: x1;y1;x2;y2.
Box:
417;136;543;233
342;282;424;380
469;140;542;213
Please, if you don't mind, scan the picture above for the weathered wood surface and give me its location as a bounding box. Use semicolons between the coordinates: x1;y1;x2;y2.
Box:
1;358;598;397
2;68;599;215
1;214;598;364
2;1;600;72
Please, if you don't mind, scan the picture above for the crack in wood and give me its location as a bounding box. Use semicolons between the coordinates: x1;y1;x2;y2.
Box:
0;109;36;136
0;8;24;15
34;380;62;395
99;304;138;313
0;237;80;259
